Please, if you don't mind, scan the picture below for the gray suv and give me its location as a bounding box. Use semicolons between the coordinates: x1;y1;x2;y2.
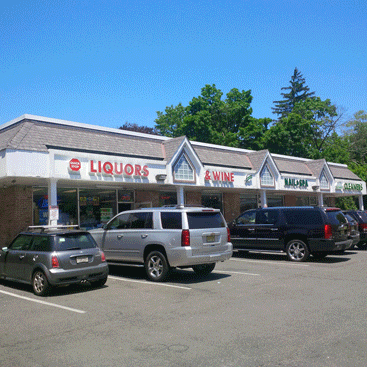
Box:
89;206;233;282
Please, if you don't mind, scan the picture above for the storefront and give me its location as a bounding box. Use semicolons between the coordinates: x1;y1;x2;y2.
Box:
0;114;365;245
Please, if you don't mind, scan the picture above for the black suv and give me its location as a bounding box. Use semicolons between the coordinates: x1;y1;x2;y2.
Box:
343;210;367;249
228;206;352;262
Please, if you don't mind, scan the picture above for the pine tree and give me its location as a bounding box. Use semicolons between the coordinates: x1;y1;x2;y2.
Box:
272;68;315;118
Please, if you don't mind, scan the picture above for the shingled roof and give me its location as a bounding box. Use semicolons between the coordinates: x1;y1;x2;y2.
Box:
1;118;165;160
273;156;313;176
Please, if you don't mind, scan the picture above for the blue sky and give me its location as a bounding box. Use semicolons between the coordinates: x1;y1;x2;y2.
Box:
1;0;366;129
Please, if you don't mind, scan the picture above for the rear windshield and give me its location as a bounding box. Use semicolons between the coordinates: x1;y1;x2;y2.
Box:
325;210;348;225
161;212;182;229
187;212;225;229
283;209;323;226
55;233;97;251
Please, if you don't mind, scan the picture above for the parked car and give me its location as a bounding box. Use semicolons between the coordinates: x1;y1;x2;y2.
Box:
343;213;360;249
228;206;352;262
89;205;233;282
343;210;367;249
0;226;108;296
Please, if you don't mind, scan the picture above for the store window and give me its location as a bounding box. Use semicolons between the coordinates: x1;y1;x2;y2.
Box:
118;190;134;212
320;170;329;190
33;187;77;226
240;194;258;213
201;192;222;211
173;154;195;182
296;196;319;206
260;165;274;187
79;188;117;229
267;194;284;207
159;192;177;206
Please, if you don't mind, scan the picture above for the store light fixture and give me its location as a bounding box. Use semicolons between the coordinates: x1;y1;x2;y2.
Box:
156;174;167;182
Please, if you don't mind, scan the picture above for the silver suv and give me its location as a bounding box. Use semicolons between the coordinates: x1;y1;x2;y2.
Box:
89;206;233;281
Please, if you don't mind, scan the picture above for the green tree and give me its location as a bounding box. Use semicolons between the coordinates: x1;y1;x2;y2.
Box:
264;97;341;158
272;68;315;118
119;122;159;135
155;84;258;148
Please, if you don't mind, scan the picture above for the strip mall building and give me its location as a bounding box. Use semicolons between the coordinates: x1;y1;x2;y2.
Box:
0;115;365;245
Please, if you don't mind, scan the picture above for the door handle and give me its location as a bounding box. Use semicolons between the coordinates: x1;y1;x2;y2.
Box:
117;235;123;239
141;234;148;239
270;228;278;231
19;255;25;259
248;228;255;232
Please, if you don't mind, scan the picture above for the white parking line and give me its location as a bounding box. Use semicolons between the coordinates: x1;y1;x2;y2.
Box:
230;258;310;267
215;270;260;276
0;290;86;314
108;276;192;290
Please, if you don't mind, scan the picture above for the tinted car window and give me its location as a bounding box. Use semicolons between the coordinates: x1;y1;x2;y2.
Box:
30;236;52;252
236;211;256;225
283;209;322;226
107;213;130;230
161;212;182;229
130;212;153;229
256;210;279;225
55;233;97;251
9;235;33;250
357;211;367;221
187;212;225;229
325;210;347;225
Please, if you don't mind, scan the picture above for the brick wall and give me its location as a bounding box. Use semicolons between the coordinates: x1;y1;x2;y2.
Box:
0;186;33;246
135;190;160;208
186;191;201;206
223;192;241;223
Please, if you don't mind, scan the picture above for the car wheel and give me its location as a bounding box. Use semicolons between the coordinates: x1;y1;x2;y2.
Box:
286;239;310;262
192;263;216;276
145;251;170;282
32;270;50;296
91;276;108;288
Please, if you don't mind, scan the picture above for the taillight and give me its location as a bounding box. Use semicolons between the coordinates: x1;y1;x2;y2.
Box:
360;223;367;233
181;229;190;247
51;255;59;268
324;224;332;239
101;251;106;262
227;227;231;243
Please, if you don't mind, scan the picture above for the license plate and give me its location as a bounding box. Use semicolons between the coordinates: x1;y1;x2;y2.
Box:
206;234;215;243
76;256;89;264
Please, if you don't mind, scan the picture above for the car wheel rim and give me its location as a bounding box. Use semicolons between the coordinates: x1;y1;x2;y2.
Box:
289;242;305;260
34;272;45;293
148;255;163;279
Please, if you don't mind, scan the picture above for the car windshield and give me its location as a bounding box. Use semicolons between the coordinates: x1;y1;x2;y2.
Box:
55;233;97;251
326;210;347;225
187;212;225;229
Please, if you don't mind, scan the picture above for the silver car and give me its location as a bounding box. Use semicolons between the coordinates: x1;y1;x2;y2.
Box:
0;226;109;296
89;206;233;282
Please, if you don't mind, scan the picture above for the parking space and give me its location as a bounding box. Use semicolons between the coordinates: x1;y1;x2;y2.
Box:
2;250;367;366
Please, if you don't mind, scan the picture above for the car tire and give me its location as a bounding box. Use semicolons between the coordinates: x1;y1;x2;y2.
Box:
192;263;216;276
32;270;50;296
286;239;310;262
91;276;108;288
145;251;170;282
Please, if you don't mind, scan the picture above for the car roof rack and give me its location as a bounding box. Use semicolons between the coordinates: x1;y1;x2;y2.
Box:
27;225;80;233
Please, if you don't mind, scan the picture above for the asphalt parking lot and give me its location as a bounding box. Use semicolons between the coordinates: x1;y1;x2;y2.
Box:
2;249;367;367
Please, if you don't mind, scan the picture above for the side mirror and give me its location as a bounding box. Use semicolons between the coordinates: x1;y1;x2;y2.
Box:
1;247;8;252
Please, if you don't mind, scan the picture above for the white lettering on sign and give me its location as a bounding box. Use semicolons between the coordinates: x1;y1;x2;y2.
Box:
89;160;149;177
205;170;234;182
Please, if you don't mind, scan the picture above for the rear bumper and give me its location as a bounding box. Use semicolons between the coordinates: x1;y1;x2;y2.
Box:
308;238;353;253
167;243;233;267
47;263;109;286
